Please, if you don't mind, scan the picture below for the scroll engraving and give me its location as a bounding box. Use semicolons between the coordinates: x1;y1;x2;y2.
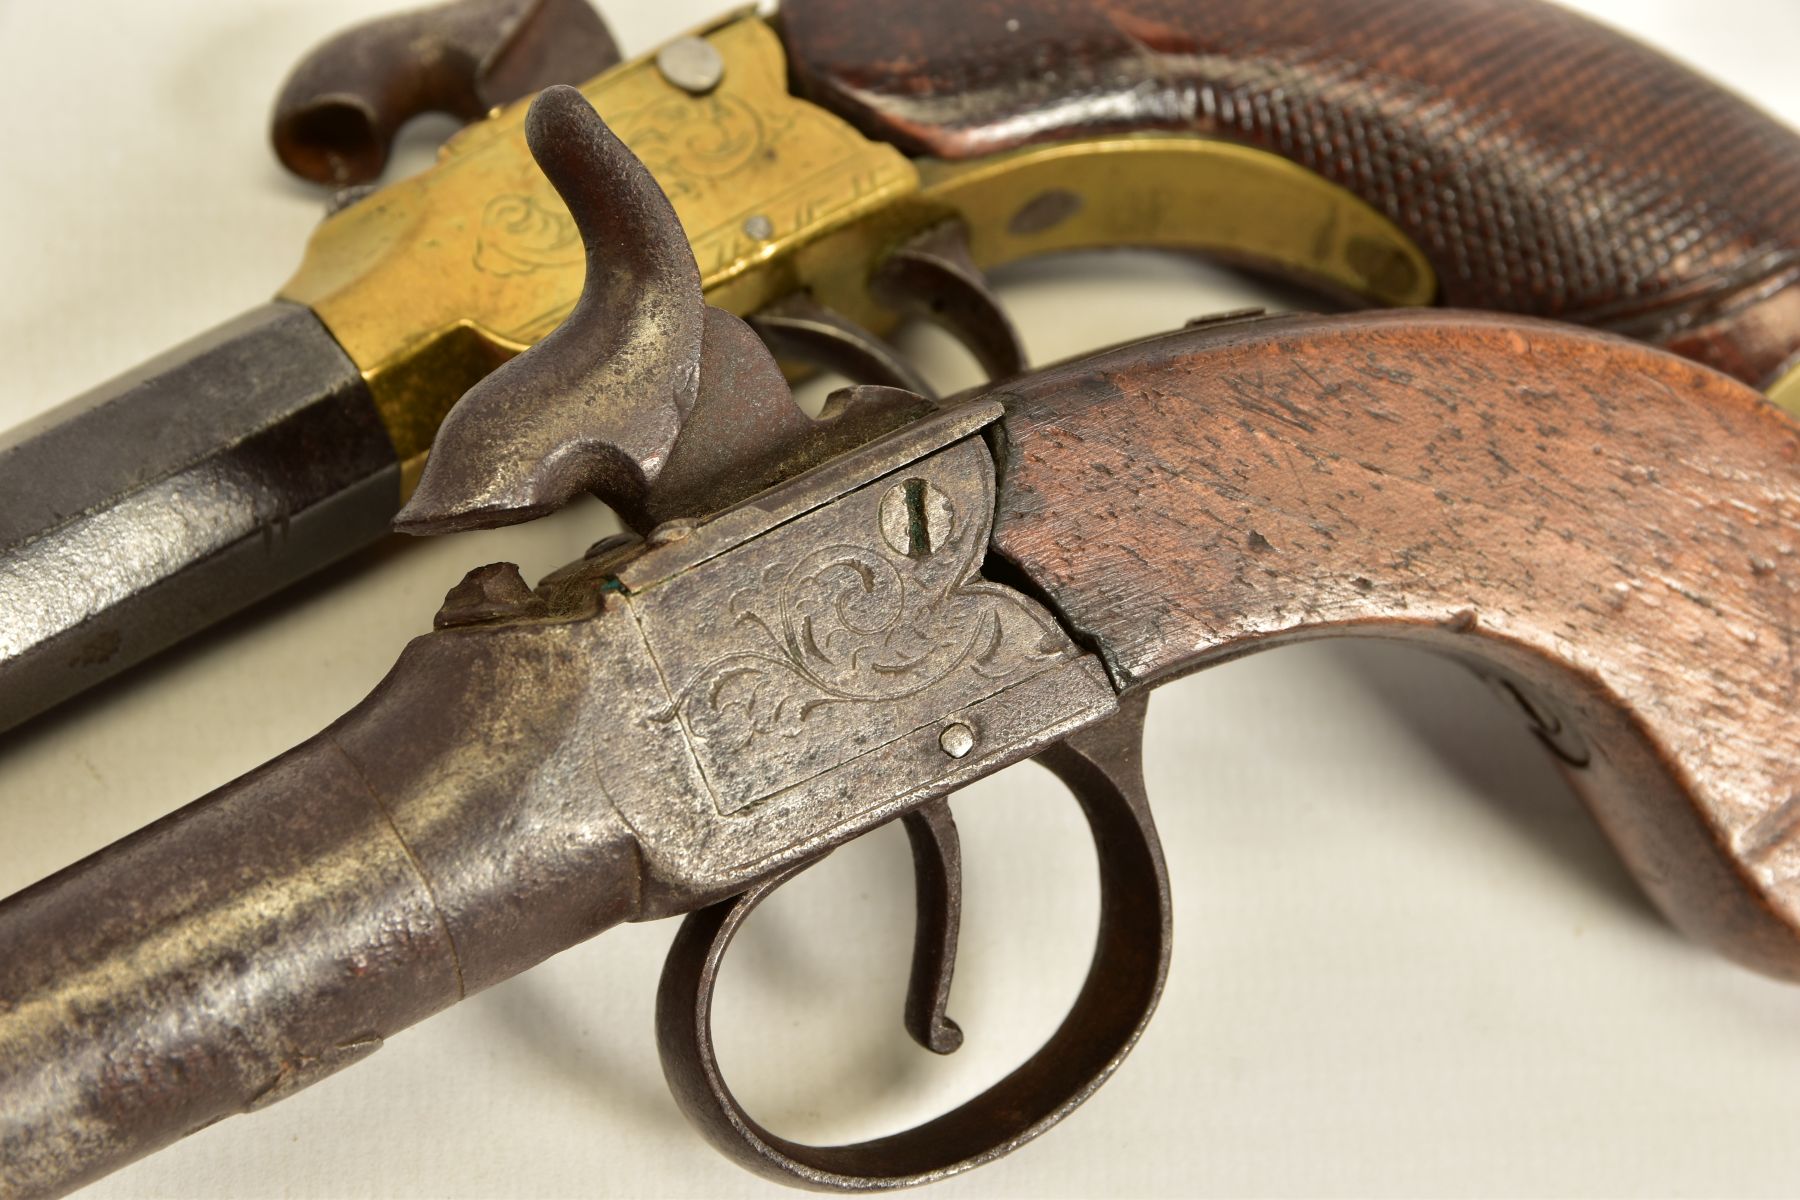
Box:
668;500;1071;754
473;194;581;277
615;94;779;201
630;435;1085;818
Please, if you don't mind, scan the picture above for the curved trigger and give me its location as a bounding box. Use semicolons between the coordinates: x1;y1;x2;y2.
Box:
652;694;1170;1190
747;293;939;400
900;799;964;1055
869;219;1028;382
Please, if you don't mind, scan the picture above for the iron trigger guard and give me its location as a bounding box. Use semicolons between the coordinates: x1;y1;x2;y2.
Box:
653;694;1170;1190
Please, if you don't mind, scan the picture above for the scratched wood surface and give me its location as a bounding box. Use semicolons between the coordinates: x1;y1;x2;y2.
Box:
782;0;1800;389
990;310;1800;977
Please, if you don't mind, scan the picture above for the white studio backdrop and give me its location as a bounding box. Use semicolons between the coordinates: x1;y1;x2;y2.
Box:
2;1;1799;1196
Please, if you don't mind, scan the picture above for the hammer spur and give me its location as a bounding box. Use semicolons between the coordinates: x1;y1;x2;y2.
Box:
397;85;929;536
395;83;708;534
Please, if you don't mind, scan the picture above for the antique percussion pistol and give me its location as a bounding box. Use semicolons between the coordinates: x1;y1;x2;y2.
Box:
3;0;1799;732
6;84;1800;1197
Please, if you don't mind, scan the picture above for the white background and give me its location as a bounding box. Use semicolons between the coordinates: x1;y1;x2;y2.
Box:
4;2;1800;1197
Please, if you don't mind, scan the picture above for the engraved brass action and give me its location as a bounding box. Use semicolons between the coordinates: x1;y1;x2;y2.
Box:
278;8;1439;492
279;12;919;479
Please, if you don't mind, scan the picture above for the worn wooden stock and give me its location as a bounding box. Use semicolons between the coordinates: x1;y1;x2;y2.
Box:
782;0;1800;392
990;311;1800;978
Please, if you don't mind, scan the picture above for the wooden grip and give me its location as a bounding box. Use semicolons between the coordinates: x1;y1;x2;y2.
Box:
780;0;1800;390
988;311;1800;978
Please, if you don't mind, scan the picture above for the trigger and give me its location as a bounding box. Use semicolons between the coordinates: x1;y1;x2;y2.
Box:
901;799;964;1055
651;693;1171;1190
869;219;1028;381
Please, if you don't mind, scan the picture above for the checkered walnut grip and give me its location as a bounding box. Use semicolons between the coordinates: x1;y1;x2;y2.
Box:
782;0;1800;387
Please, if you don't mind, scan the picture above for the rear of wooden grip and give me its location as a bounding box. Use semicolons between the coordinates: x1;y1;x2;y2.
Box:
988;311;1800;978
780;0;1800;389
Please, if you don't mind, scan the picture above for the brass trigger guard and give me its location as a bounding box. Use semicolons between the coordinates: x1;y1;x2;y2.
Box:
653;695;1170;1190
